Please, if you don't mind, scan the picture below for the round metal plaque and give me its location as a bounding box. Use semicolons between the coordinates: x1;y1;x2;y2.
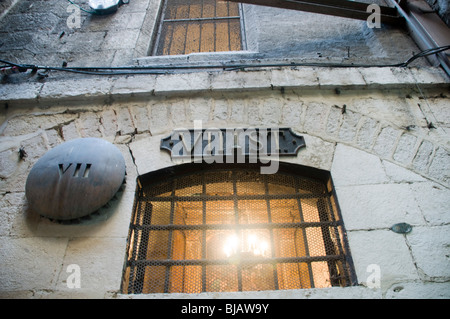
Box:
25;138;126;221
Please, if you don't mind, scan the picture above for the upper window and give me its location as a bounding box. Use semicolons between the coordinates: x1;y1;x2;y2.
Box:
152;0;243;56
121;163;356;294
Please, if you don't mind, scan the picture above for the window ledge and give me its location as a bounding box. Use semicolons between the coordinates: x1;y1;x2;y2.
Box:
135;51;260;67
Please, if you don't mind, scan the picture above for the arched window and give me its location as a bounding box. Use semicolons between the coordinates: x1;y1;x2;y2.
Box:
121;163;356;294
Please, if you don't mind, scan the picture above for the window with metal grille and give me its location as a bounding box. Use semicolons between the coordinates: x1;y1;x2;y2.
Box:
121;163;356;294
152;0;243;56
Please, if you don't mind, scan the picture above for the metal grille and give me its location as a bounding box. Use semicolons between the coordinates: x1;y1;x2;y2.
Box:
121;163;356;294
153;0;243;56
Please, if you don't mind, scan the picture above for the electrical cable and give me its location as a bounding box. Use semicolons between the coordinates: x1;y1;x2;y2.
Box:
0;45;449;77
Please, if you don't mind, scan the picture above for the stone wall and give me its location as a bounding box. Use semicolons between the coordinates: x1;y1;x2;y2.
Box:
426;0;450;26
0;0;449;301
0;0;429;70
0;66;449;299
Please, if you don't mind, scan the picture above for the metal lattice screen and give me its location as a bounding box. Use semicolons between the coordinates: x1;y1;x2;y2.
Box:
121;163;356;294
153;0;243;56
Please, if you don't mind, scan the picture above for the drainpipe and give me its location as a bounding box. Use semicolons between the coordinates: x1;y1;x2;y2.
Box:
386;0;450;77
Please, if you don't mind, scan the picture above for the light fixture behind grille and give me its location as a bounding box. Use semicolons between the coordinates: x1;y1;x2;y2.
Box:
121;163;356;294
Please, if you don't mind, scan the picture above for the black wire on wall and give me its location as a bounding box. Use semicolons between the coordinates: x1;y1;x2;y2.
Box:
0;45;449;77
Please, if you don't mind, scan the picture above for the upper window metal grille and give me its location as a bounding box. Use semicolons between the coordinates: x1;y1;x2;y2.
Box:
153;0;243;56
122;163;356;294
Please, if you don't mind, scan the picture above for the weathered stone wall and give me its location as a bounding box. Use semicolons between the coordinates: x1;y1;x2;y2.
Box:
0;67;449;299
0;0;449;301
0;0;430;69
426;0;450;26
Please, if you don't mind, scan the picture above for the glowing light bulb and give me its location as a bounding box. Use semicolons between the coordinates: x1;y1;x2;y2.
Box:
260;241;268;256
223;235;239;257
248;234;257;251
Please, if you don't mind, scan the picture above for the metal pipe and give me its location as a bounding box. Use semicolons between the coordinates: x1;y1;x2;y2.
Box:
385;0;450;77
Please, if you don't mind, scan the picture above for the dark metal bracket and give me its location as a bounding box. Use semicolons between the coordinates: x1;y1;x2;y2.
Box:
228;0;403;25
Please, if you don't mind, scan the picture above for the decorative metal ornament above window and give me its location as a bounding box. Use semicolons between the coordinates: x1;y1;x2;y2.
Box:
25;138;126;221
160;127;306;160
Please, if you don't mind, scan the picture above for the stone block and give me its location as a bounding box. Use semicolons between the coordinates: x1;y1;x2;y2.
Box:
101;29;140;50
425;97;450;127
0;192;25;237
347;230;419;290
170;100;189;126
412;140;434;173
373;126;401;159
45;128;63;148
393;133;418;165
386;282;450;299
57;31;107;53
212;98;229;122
280;96;304;127
1;112;78;137
229;100;246;124
331;144;389;187
19;133;49;162
359;67;400;87
335;183;425;231
57;237;127;293
351;95;414;129
280;133;335;171
303;102;329;135
325;106;343;137
148;101;172;135
356;117;379;150
317;67;365;88
382;160;426;183
154;72;209;95
0;134;49;193
338;110;362;142
188;97;212;123
410;182;450;225
0;147;19;179
270;67;319;89
406;225;450;279
0;237;68;291
117;285;381;299
100;108;118;137
129;134;174;176
427;147;450;184
210;70;271;91
40;78;113;101
247;96;282;127
409;67;449;86
261;97;283;126
116;106;136;136
87;12;146;32
78;112;102;138
0;82;42;102
129;104;150;134
61;121;80;141
111;75;157;96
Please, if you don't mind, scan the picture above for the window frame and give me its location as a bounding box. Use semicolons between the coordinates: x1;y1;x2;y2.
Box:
121;162;357;294
151;0;247;56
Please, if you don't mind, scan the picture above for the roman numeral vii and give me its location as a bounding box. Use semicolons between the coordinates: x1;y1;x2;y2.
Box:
58;163;92;178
